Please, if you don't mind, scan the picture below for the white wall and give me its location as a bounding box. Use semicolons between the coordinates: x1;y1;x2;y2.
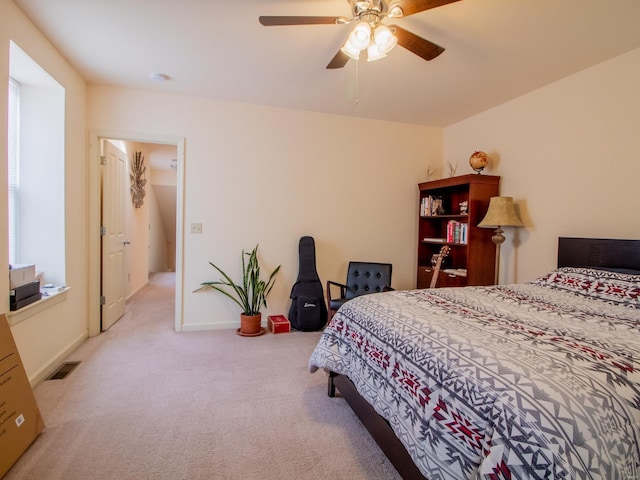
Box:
1;0;89;382
88;87;443;330
443;47;640;284
147;183;169;273
149;153;178;273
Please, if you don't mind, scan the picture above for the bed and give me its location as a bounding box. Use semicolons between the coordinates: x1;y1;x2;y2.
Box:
309;237;640;479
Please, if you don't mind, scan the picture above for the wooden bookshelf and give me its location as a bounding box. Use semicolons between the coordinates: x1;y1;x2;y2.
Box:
417;174;500;288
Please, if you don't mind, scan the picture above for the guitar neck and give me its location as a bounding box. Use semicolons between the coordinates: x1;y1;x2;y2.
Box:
430;258;444;288
429;246;449;289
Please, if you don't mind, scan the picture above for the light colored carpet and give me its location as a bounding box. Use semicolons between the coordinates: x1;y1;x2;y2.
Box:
5;273;401;480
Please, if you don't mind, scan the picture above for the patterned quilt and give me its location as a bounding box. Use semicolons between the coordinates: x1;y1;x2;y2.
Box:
309;268;640;479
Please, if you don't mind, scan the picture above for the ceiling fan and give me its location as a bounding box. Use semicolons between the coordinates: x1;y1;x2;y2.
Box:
259;0;461;69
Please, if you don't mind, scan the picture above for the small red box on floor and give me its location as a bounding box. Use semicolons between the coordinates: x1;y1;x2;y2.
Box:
268;315;290;334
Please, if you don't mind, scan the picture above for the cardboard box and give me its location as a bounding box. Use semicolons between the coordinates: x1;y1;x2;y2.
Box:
0;314;44;478
9;264;36;289
268;315;291;334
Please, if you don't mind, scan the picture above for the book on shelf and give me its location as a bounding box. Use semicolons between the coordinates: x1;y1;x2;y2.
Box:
443;268;467;277
420;195;444;216
446;220;468;244
423;237;446;243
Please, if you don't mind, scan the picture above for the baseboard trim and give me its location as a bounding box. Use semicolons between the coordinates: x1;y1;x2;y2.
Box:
126;281;149;301
180;322;239;332
29;331;88;386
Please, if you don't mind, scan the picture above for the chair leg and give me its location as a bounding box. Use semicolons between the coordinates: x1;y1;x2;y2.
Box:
328;371;337;397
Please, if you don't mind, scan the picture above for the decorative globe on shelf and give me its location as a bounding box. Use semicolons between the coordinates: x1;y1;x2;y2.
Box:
469;151;489;174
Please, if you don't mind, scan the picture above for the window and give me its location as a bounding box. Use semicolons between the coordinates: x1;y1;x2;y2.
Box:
8;41;66;291
8;78;19;264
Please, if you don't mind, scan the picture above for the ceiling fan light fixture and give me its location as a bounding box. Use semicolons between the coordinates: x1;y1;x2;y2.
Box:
388;6;404;18
355;1;373;14
366;43;387;62
341;39;362;60
350;21;372;50
373;25;397;53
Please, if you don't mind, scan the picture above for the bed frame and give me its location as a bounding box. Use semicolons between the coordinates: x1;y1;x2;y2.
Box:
326;237;640;480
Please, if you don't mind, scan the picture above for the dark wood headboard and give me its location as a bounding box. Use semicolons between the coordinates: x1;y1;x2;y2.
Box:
558;237;640;274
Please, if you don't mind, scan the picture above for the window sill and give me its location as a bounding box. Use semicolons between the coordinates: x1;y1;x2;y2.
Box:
7;287;70;327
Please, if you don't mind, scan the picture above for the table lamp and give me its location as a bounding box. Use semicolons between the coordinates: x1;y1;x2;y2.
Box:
478;196;524;284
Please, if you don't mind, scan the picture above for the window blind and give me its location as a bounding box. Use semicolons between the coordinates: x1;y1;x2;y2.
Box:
8;77;19;264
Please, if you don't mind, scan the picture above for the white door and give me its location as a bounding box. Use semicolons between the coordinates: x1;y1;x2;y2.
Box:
101;141;127;330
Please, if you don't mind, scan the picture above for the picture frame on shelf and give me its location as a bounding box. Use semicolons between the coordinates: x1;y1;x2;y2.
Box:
430;197;444;216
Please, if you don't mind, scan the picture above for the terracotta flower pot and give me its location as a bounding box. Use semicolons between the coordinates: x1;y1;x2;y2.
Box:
239;313;263;336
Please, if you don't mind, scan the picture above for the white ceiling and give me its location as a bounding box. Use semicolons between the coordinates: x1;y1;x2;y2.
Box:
13;0;640;127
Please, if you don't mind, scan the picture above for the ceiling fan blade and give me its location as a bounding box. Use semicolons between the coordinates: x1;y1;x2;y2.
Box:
391;25;445;61
326;50;350;69
259;16;344;26
389;0;461;18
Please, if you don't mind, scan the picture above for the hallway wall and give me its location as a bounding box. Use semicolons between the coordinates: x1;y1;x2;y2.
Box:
2;1;90;382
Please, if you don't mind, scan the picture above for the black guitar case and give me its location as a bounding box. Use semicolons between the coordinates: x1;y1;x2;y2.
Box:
289;236;327;331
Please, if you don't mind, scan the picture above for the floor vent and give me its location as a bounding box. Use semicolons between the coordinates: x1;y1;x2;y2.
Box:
48;361;81;380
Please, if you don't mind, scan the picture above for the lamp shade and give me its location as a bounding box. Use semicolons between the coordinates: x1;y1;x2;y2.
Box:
478;196;523;228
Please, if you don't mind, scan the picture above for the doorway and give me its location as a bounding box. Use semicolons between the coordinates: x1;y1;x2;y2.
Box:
89;132;186;336
100;140;127;330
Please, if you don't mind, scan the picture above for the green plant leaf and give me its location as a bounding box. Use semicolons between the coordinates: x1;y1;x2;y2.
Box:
195;245;280;316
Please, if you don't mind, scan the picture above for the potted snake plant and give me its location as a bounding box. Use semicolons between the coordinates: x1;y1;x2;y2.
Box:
197;245;281;336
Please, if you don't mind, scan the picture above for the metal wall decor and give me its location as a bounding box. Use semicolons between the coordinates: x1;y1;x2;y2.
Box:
130;151;146;208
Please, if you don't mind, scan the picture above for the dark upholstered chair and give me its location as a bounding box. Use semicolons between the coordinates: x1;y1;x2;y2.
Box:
326;261;392;323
